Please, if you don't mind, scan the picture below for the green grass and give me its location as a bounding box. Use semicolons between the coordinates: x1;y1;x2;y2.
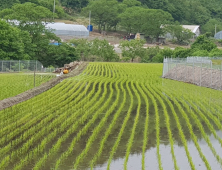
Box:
0;73;55;100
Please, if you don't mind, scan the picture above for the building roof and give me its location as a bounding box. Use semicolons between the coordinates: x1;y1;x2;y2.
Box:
214;31;222;39
182;25;200;33
45;23;89;37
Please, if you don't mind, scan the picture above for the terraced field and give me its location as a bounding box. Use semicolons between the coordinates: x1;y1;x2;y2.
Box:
0;63;222;170
0;73;56;100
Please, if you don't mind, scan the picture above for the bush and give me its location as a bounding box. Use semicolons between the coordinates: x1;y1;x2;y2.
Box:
191;34;217;52
191;49;209;56
209;48;222;57
173;47;191;58
141;46;160;63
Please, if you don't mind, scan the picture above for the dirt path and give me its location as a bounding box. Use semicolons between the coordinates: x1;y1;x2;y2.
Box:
0;63;88;111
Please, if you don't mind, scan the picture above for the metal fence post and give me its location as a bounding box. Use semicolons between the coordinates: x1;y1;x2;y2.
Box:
200;61;202;86
19;60;20;72
34;60;36;87
221;62;222;90
193;58;194;84
176;63;178;80
211;61;212;88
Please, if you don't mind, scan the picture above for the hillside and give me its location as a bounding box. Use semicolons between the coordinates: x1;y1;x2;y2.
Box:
1;0;222;27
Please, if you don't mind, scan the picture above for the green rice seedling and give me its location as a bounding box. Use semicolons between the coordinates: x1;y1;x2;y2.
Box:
73;79;121;169
106;80;133;170
124;81;141;170
145;84;196;170
138;83;150;170
159;85;211;170
54;80;114;170
89;79;127;169
15;78;105;169
147;85;179;170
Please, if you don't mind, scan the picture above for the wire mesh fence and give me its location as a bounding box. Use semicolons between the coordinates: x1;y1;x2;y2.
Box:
162;57;222;90
0;60;56;73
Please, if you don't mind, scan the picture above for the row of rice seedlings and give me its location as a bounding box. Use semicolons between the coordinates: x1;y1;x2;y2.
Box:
4;69;99;166
89;79;127;169
106;80;133;170
149;84;196;170
160;86;211;170
32;82;104;170
0;70;88;131
138;83;149;170
124;81;141;170
73;79;122;169
170;86;222;146
0;63;95;135
14;78;106;170
0;78;96;160
171;91;222;165
0;80;84;148
0;75;94;143
148;85;179;170
0;77;66;126
54;79;115;170
143;83;163;170
179;97;222;165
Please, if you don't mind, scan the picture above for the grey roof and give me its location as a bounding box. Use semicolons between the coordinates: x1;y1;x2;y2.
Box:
214;31;222;39
45;23;89;37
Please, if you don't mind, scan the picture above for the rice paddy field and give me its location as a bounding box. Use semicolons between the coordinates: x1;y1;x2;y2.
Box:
0;73;56;100
1;62;222;170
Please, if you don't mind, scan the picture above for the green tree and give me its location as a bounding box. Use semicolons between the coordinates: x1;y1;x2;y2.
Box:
202;19;222;36
120;39;145;62
142;9;173;40
0;0;20;10
119;7;146;33
122;0;141;7
0;3;61;62
82;0;121;32
141;46;161;63
69;39;91;61
191;34;217;52
43;43;78;67
0;20;32;60
173;47;191;58
60;0;89;10
91;39;119;61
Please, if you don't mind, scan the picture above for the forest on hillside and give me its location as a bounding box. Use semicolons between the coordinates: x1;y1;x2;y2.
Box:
1;0;222;26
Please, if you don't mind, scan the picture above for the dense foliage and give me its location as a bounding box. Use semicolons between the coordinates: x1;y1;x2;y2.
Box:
0;3;79;67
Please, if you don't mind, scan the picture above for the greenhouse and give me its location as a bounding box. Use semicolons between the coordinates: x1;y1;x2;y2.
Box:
46;23;89;38
214;31;222;39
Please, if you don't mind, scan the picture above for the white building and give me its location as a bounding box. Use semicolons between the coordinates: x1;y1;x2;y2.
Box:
165;25;200;39
182;25;200;37
45;23;89;38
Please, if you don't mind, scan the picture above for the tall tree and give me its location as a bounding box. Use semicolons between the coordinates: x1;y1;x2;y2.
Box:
82;0;122;32
142;9;173;40
119;7;146;33
0;20;32;60
0;0;20;10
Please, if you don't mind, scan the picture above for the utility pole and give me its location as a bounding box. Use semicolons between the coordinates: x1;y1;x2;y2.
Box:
215;24;217;35
89;11;91;36
53;0;56;20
